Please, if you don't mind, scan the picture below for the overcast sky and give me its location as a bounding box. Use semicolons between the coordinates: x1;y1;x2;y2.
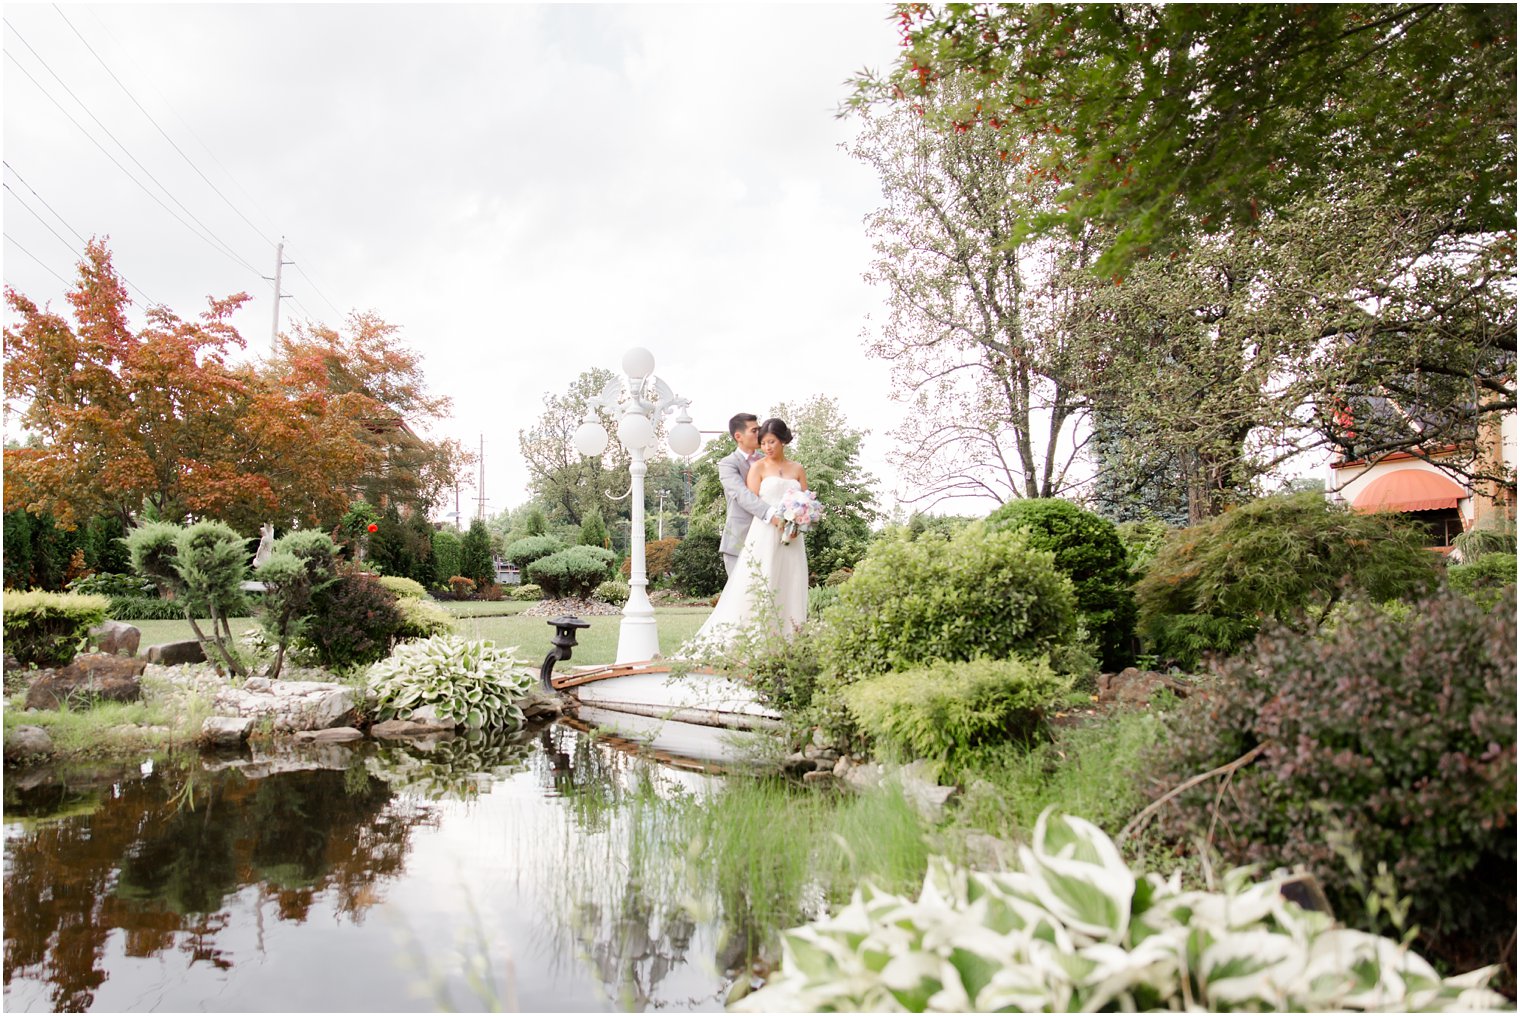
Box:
2;3;933;521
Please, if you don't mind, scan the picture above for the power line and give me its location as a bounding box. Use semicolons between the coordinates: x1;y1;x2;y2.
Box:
52;4;276;250
3;160;88;246
2;24;264;280
288;253;344;319
3;232;71;287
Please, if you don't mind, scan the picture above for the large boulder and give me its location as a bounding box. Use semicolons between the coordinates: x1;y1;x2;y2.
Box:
145;640;206;666
4;725;54;764
89;620;142;657
25;654;147;710
201;716;254;747
212;680;357;732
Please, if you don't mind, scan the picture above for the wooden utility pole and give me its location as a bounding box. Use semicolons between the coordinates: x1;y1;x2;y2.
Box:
268;238;291;353
477;434;485;521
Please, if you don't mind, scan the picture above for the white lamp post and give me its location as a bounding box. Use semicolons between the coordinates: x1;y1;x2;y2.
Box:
572;347;702;663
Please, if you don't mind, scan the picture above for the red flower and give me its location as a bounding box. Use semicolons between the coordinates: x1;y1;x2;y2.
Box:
367;523;378;533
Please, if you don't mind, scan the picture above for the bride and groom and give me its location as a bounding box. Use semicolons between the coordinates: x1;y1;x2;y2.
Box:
689;413;810;649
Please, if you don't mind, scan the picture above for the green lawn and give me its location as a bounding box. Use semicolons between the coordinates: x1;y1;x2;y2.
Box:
127;601;714;669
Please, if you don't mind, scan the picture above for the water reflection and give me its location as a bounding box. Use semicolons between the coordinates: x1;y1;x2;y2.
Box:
2;724;784;1013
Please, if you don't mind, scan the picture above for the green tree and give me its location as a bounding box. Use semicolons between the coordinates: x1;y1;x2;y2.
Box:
458;519;494;586
432;529;462;583
856;4;1515;273
579;506;609;548
768;396;880;578
518;369;630;528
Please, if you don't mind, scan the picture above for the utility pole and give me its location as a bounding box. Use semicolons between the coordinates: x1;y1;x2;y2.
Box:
477;434;485;522
656;489;667;540
267;238;292;353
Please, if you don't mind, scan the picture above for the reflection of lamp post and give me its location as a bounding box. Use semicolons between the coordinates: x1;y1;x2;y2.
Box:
572;348;702;663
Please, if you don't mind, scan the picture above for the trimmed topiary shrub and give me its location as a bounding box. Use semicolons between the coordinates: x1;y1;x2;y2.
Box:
670;528;725;597
1136;492;1440;669
1142;589;1516;984
1447;552;1516;611
255;530;340;680
378;575;428;600
305;570;406;671
986;498;1137;670
509;583;543;602
526;545;618;599
816;523;1077;683
594;579;629;605
124;520;252;676
842;657;1073;772
2;590;110;667
504;534;565;570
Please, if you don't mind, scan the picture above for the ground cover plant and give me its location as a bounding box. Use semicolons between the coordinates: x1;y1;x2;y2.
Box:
1142;589;1516;987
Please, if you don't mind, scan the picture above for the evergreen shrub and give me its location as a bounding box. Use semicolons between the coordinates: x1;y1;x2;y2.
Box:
594;579;629;605
432;529;462;584
396;597;456;640
1143;589;1516;981
1136;492;1439;669
1446;552;1516;610
842;657;1072;771
816;523;1077;683
509;583;543;602
2;590;110;667
986;498;1137;670
526;546;617;599
1452;522;1516;561
579;508;609;548
459;520;495;585
379;575;428;600
305;570;405;670
670;528;725;597
504;535;566;569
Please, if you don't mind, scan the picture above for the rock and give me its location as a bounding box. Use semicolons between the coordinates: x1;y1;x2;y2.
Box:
840;760;885;791
958;831;1016;871
518;690;565;720
25;654;147;710
833;755;855;778
1098;668;1192;707
802;770;836;785
813;748;841;765
370;718;457;739
201;716;254;747
210;680;356;732
89;620;141;657
810;727;830;750
145;640;206;666
295;726;364;743
242;676;273;693
894;760;956;822
782;751;816;778
4;725;54;763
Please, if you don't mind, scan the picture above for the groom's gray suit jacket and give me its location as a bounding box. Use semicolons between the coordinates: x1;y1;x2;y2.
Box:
718;449;772;559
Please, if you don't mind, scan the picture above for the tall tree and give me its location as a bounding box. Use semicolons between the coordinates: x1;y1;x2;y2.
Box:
519;369;639;529
855;4;1515;273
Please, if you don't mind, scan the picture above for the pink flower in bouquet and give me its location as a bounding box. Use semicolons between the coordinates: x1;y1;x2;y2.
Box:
778;488;823;545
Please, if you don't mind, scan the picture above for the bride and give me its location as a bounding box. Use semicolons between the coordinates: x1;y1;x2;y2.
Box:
688;417;809;649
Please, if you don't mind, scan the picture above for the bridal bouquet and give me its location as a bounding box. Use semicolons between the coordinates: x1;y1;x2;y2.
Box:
777;488;823;545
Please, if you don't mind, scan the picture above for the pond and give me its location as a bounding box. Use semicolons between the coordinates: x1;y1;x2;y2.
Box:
3;722;882;1013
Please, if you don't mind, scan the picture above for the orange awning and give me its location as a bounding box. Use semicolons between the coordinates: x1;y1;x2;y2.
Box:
1352;468;1467;513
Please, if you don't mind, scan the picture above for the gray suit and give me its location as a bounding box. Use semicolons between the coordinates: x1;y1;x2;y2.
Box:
718;449;773;576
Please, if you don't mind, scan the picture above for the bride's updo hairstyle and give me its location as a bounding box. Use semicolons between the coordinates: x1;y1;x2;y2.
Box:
758;418;793;444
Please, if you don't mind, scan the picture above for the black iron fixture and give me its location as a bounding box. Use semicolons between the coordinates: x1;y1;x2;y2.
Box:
539;615;591;691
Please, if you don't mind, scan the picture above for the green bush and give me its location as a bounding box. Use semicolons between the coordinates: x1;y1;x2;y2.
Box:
986;498;1137;670
1452;521;1516;562
366;635;536;729
124;520;251;676
378;575;428;600
593;579;629;605
842;657;1072;772
824;567;853;586
432;529;463;583
459;520;495;585
304;570;405;670
1447;552;1516;610
670;528;725;597
504;534;566;569
1143;589;1515;980
1136;492;1440;668
817;523;1077;683
509;583;543;602
254;531;340;679
807;584;841;618
2;590;110;667
105;595;186;621
1114;519;1171;580
579;507;609;549
525;545;617;599
67;572;155;598
396;597;457;640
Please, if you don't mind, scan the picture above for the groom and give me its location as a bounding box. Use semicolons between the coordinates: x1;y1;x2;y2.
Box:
718;412;783;576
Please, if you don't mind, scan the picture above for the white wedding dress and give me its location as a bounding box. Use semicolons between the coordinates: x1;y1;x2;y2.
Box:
688;476;809;650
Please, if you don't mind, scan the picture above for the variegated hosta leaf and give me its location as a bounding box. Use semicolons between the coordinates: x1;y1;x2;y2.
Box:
365;634;535;731
731;812;1508;1013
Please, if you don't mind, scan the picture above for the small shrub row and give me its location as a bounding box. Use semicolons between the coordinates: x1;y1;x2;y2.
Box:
3;590;110;667
1446;552;1516;610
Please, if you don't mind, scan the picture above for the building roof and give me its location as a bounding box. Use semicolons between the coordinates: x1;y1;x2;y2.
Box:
1351;468;1467;513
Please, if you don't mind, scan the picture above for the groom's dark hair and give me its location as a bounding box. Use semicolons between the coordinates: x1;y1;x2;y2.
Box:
728;413;757;440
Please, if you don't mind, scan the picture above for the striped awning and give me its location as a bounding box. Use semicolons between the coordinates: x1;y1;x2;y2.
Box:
1352;468;1467;513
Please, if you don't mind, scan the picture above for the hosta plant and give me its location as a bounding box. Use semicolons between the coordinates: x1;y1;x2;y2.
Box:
733;811;1504;1013
366;635;536;731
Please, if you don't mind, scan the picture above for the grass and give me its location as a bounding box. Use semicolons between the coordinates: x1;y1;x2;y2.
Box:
2;692;207;757
122;600;714;669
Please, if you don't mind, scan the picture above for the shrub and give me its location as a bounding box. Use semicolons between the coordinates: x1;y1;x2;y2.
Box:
105;595;186;621
475;581;503;602
620;537;680;582
842;657;1072;771
1447;552;1515;610
504;534;566;569
396;597;457;640
526;545;617;599
986;498;1137;670
1452;520;1516;562
432;529;462;583
1114;519;1171;580
67;572;155;598
459;520;495;585
509;583;543;602
824;567;853;586
807;584;841;618
366;635;536;729
670;528;725;597
735;812;1506;1014
816;523;1077;683
1136;491;1439;669
594;579;629;605
2;590;110;667
378;575;428;600
304;570;406;670
124;520;251;676
1142;589;1516;981
447;576;477;599
579;507;609;548
254;532;340;679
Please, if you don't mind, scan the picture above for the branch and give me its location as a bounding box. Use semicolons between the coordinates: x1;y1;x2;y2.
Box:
1118;741;1269;846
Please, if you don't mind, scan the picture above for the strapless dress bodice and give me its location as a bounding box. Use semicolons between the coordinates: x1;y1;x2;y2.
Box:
758;475;801;506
